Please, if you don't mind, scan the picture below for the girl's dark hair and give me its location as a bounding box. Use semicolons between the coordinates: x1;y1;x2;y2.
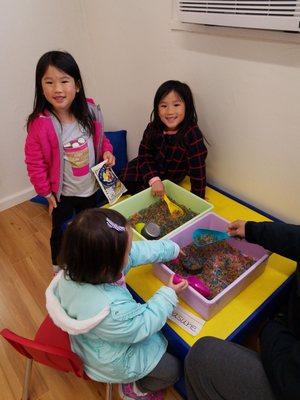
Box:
27;51;93;134
58;208;129;284
150;80;198;142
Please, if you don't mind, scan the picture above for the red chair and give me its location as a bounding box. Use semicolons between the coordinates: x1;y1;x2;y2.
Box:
0;315;113;400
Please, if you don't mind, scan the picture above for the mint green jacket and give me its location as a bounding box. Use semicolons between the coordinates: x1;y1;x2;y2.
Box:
46;239;179;383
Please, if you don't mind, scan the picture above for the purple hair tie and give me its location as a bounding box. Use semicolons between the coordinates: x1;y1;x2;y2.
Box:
106;217;126;232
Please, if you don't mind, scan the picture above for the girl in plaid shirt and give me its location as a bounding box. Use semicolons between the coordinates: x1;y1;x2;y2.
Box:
120;80;207;198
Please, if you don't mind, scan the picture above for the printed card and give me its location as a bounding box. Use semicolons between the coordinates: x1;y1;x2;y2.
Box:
92;161;127;205
168;305;205;336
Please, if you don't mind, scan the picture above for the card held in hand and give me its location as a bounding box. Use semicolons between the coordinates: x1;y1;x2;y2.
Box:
91;161;127;205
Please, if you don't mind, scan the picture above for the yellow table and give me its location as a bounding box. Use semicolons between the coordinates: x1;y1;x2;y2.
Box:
126;183;296;346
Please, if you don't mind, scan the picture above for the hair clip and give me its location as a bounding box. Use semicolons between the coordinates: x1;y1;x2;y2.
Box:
106;217;126;232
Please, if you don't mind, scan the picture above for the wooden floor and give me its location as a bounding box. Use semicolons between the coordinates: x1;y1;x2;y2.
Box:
0;201;182;400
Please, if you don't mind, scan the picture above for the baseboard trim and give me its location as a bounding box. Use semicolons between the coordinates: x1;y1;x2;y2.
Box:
0;187;35;212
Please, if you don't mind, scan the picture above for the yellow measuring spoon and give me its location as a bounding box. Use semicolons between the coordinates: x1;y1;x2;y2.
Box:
163;194;184;217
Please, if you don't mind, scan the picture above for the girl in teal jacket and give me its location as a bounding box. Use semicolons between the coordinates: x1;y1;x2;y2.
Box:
46;208;188;400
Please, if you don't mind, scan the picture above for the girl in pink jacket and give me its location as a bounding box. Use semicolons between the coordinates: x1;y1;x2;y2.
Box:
25;51;115;271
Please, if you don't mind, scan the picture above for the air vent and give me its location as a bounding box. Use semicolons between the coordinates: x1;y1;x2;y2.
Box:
176;0;300;31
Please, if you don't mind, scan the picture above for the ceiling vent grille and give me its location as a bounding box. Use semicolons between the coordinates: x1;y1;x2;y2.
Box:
176;0;300;31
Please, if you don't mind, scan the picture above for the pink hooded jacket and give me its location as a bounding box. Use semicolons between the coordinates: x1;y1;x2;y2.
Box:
25;99;113;200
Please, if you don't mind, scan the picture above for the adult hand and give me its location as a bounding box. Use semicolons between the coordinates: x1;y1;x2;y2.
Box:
227;220;246;238
151;180;165;197
103;151;115;167
47;194;57;216
167;275;188;294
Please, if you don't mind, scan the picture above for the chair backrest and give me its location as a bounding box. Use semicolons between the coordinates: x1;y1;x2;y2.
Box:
0;315;86;378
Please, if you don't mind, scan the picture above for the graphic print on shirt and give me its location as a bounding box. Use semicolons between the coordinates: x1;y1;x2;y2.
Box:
64;137;89;176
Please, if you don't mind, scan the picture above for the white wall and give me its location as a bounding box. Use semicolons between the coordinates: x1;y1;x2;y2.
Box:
1;0;300;223
171;25;300;223
79;1;180;158
82;0;300;223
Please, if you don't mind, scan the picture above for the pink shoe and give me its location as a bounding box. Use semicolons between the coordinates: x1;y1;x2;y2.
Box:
118;383;164;400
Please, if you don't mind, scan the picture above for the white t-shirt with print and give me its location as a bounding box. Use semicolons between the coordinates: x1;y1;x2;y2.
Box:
61;121;97;197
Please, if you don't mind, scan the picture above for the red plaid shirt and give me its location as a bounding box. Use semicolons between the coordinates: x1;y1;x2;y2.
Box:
120;123;207;198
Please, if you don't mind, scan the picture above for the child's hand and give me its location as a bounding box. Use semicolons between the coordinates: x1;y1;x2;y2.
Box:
151;180;165;197
167;275;188;294
227;220;246;238
47;194;57;216
103;151;115;167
